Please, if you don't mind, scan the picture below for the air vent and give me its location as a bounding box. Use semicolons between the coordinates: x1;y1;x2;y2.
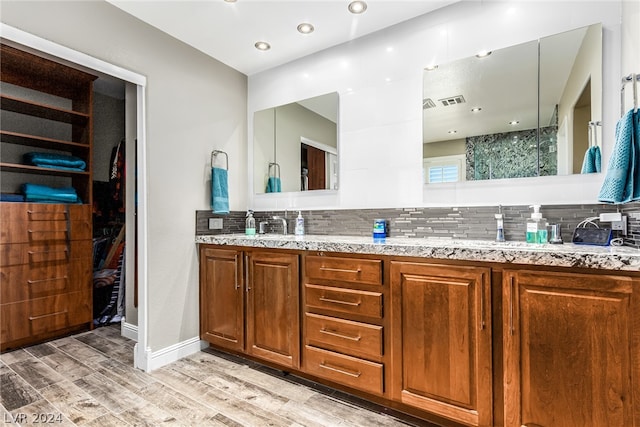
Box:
439;95;466;106
423;98;436;109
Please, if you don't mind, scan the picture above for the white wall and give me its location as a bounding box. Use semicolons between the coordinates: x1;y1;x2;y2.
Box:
249;1;622;210
1;1;247;352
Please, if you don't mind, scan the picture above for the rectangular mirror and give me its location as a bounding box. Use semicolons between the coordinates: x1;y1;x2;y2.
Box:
422;23;602;183
254;92;339;194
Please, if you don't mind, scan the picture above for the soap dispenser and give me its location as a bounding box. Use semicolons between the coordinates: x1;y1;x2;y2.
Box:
245;210;256;236
526;205;547;243
495;206;505;242
295;210;305;236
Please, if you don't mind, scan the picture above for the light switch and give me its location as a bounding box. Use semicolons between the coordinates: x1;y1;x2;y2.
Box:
209;218;223;229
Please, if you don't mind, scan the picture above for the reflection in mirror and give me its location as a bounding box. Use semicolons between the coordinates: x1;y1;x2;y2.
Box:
422;23;602;183
254;92;338;194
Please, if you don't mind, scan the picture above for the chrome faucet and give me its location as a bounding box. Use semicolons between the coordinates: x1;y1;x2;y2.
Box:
272;216;287;235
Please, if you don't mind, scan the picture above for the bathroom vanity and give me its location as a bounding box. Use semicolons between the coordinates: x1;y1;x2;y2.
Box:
197;235;640;427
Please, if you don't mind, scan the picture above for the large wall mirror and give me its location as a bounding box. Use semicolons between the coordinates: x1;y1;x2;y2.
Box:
254;92;339;194
422;23;602;183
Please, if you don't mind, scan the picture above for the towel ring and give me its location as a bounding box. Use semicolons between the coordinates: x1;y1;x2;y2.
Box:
268;162;280;178
211;150;228;170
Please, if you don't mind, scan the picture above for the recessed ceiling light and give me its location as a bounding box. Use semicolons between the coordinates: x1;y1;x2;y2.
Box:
509;120;520;125
448;130;457;134
476;50;492;58
471;107;482;112
255;41;271;51
297;23;314;34
348;1;367;14
424;65;438;71
223;0;237;3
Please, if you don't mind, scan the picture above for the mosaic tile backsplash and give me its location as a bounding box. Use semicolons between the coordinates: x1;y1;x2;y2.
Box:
197;203;640;249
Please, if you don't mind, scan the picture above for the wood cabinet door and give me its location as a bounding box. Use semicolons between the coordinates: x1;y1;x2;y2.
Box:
199;246;244;352
390;262;492;427
503;270;640;427
246;251;300;369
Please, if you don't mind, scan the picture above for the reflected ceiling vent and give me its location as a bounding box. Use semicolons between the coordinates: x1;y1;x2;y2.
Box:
438;95;466;106
423;98;436;109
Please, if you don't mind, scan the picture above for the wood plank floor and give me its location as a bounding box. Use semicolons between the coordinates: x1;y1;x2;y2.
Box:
0;326;433;426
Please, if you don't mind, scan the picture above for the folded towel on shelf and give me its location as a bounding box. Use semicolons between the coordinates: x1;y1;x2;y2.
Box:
266;176;281;193
580;146;601;174
22;183;80;203
211;167;229;214
598;109;639;203
24;152;87;171
0;193;25;202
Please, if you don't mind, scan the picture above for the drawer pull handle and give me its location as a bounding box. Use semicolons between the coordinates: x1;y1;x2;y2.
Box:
27;276;68;285
28;249;68;258
29;310;68;321
28;229;69;235
320;328;362;342
319;362;362;378
318;297;361;306
319;267;362;274
27;211;68;221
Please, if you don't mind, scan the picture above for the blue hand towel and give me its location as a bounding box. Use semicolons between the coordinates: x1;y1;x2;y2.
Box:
211;167;229;214
598;109;638;203
266;176;281;193
581;146;601;174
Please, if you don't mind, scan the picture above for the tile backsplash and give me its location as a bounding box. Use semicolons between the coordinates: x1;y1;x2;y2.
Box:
197;203;640;248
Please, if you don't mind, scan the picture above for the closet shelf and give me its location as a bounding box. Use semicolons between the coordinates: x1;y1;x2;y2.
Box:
0;162;90;177
0;130;90;151
1;94;90;125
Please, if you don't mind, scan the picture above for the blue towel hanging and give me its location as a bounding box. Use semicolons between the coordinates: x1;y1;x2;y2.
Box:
211;167;229;214
581;146;601;174
266;176;281;193
598;109;639;203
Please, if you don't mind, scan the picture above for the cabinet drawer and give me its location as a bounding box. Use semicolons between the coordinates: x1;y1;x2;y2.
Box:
0;203;90;222
304;345;384;395
305;313;383;360
0;259;92;304
1;219;91;243
305;284;382;319
1;291;91;344
306;256;382;286
0;240;92;267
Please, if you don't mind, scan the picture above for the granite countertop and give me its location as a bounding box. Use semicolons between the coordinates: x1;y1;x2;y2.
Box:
196;234;640;272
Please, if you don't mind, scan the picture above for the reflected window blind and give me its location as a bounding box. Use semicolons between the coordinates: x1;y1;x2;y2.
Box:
429;165;459;183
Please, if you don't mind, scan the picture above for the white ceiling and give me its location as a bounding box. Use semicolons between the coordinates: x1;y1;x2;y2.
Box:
106;0;457;76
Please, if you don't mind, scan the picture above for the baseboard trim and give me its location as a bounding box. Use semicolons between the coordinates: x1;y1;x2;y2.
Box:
121;321;138;342
146;337;208;371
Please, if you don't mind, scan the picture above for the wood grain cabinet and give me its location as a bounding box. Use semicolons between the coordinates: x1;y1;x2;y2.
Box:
199;245;300;369
390;261;493;427
503;269;640;427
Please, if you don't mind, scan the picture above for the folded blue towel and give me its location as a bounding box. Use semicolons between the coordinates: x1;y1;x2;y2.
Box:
24;152;86;171
581;146;601;174
0;193;25;202
266;176;281;193
598;109;639;203
22;183;80;203
211;167;229;214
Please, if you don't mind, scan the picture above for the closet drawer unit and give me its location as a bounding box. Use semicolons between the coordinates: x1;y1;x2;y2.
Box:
304;345;384;395
306;256;382;286
305;284;383;319
0;259;91;304
0;240;93;267
305;313;383;360
1;291;91;345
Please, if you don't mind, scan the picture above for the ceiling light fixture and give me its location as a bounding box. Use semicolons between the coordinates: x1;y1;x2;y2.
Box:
348;1;367;14
471;107;482;112
509;120;520;125
475;50;492;58
254;41;271;51
424;65;438;71
297;23;314;34
448;130;457;134
223;0;237;3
